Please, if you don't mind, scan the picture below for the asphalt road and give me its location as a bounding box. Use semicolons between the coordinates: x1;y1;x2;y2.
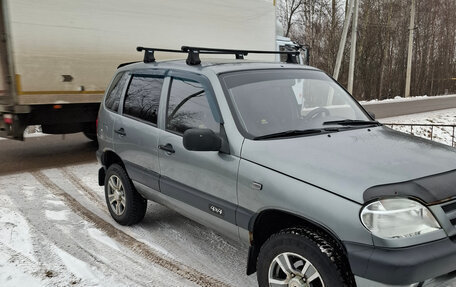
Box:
0;133;97;175
362;95;456;118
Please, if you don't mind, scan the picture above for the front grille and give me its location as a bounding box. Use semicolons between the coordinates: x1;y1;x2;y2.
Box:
441;200;456;234
442;201;456;215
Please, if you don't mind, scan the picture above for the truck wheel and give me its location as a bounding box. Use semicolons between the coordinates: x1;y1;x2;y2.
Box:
257;228;352;287
83;130;97;141
104;164;147;225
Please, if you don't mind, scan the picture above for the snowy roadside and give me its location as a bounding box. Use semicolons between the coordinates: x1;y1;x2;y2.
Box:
0;126;46;141
361;94;456;104
0;163;257;287
381;108;456;146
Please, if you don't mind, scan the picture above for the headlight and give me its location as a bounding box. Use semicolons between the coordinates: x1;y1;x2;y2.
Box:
360;198;441;239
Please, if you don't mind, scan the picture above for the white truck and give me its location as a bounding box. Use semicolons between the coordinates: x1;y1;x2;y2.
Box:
0;0;305;140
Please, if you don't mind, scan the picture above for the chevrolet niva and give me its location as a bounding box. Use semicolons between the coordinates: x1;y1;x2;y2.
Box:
96;46;456;286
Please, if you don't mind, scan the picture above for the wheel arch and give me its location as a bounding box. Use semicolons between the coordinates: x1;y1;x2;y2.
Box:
99;150;125;186
101;150;125;169
246;208;349;275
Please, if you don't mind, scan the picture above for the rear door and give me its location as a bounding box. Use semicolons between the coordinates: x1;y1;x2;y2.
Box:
114;70;165;192
157;71;240;241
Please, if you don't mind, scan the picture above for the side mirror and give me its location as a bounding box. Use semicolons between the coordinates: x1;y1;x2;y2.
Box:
183;128;222;152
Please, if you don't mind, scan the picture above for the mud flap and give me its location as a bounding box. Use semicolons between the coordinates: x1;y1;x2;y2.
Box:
246;245;259;275
98;167;106;186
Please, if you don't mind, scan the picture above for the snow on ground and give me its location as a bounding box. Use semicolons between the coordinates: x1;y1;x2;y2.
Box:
361;94;456;104
2;166;456;287
381;108;456;147
0;126;46;140
0;171;201;287
0;163;257;287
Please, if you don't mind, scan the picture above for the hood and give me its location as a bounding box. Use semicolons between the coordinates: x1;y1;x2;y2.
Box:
241;126;456;204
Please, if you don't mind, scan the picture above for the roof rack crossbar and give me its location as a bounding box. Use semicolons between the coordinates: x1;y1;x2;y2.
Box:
136;45;301;65
136;46;184;63
182;46;301;64
182;46;299;55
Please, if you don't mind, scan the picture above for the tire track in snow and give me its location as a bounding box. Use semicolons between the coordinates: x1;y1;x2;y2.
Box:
61;167;106;210
31;171;230;287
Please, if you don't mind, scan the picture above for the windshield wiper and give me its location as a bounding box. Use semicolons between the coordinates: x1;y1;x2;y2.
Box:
253;129;323;140
323;119;381;126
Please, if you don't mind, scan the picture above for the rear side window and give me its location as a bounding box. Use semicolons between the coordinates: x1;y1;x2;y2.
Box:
166;78;219;134
123;75;163;125
105;72;128;112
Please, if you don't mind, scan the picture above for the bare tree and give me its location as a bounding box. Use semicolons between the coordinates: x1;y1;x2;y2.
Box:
278;0;456;100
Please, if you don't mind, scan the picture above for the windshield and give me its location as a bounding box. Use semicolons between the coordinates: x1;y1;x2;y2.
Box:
220;69;371;138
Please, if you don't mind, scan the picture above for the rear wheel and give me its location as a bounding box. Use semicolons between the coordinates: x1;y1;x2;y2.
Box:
104;164;147;225
257;228;353;287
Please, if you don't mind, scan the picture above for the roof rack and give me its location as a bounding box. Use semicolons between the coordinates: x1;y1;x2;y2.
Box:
136;46;301;65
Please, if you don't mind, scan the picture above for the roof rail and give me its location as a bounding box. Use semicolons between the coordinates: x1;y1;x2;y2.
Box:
136;46;301;65
117;61;140;69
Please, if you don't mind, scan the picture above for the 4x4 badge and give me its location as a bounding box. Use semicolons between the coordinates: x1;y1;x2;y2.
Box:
209;204;224;216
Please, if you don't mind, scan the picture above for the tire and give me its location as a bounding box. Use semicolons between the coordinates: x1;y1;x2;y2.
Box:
83;122;97;141
83;130;97;141
257;228;354;287
104;164;147;225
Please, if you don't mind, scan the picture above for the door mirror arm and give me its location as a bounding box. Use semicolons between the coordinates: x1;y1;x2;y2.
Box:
218;123;230;154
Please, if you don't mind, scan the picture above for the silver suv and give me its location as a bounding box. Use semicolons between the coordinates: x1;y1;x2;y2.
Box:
97;46;456;287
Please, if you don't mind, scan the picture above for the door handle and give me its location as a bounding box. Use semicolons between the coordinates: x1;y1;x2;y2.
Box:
115;128;126;136
158;143;175;154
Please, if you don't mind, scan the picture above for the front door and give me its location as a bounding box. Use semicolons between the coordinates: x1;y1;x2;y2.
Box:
158;72;240;240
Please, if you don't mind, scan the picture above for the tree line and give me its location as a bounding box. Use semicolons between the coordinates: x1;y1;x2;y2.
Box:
278;0;456;100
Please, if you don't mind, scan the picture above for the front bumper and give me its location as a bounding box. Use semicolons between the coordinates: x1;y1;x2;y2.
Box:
345;237;456;285
355;272;456;287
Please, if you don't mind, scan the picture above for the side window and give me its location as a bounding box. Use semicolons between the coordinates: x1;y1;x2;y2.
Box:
166;78;219;134
105;72;128;112
123;75;164;125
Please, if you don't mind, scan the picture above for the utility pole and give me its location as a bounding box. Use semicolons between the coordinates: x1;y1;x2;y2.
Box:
347;0;359;94
333;0;354;80
405;0;416;98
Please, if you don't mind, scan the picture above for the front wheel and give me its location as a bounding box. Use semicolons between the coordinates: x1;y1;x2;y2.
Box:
257;228;353;287
104;164;147;225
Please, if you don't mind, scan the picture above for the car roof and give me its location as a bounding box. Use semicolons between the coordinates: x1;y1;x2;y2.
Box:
117;59;321;75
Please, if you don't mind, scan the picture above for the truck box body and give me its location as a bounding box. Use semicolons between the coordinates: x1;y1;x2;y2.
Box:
0;0;277;139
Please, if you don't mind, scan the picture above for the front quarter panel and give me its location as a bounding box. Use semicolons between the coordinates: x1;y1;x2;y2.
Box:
237;158;373;245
